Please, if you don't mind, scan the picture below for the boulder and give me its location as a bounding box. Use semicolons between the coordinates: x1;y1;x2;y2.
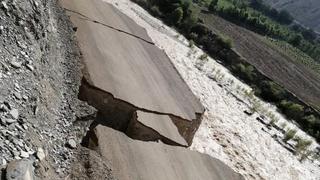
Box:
6;160;34;180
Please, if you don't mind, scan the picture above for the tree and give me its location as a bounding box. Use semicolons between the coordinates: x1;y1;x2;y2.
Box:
150;5;162;17
279;100;304;120
250;0;263;9
260;81;286;102
190;24;209;36
302;28;317;41
216;33;233;49
170;7;184;25
209;0;218;12
278;10;293;24
289;34;303;46
302;115;317;128
232;63;255;82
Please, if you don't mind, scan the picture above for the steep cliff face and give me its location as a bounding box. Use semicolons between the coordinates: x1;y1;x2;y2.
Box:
263;0;320;32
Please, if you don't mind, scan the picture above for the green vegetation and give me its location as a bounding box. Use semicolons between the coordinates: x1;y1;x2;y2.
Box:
232;63;256;82
199;53;208;60
294;136;312;154
217;34;233;48
131;0;320;143
260;81;286;102
208;0;320;62
283;129;297;142
279;100;304;120
263;37;320;75
208;0;218;12
250;0;293;25
170;7;184;25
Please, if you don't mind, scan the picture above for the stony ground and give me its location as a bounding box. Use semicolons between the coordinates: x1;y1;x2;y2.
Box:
0;0;114;179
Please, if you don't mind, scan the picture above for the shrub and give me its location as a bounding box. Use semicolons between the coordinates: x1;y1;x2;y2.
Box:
289;34;303;46
232;63;256;82
217;34;233;49
283;129;297;142
280;122;287;129
179;10;199;32
295;137;312;153
150;5;162;17
134;0;149;8
170;7;184;25
189;32;198;41
260;81;286;102
199;53;208;61
190;24;209;37
208;0;218;12
188;39;195;48
279;100;304;120
301;115;317;128
269;118;278;127
299;150;313;161
278;10;293;24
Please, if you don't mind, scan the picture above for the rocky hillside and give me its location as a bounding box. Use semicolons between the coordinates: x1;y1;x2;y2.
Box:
263;0;320;32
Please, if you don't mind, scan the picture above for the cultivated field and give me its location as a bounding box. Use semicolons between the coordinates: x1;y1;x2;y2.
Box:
200;13;320;111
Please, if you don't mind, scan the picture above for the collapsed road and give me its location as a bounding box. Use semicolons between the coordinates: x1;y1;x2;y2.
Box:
60;0;206;146
59;0;244;179
0;0;244;179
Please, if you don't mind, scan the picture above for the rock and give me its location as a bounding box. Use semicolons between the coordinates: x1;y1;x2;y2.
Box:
20;151;29;158
244;109;254;116
0;102;9;112
26;64;34;71
5;118;17;124
17;41;27;49
10;61;22;69
22;95;28;101
6;160;34;180
22;124;28;130
1;118;6;125
15;124;24;132
1;1;9;11
55;168;62;175
2;158;7;166
14;92;22;100
67;139;77;149
36;148;45;161
9;109;19;119
13;139;24;148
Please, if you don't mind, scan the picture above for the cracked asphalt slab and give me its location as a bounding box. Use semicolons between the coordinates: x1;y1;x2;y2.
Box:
59;0;204;122
93;125;245;180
